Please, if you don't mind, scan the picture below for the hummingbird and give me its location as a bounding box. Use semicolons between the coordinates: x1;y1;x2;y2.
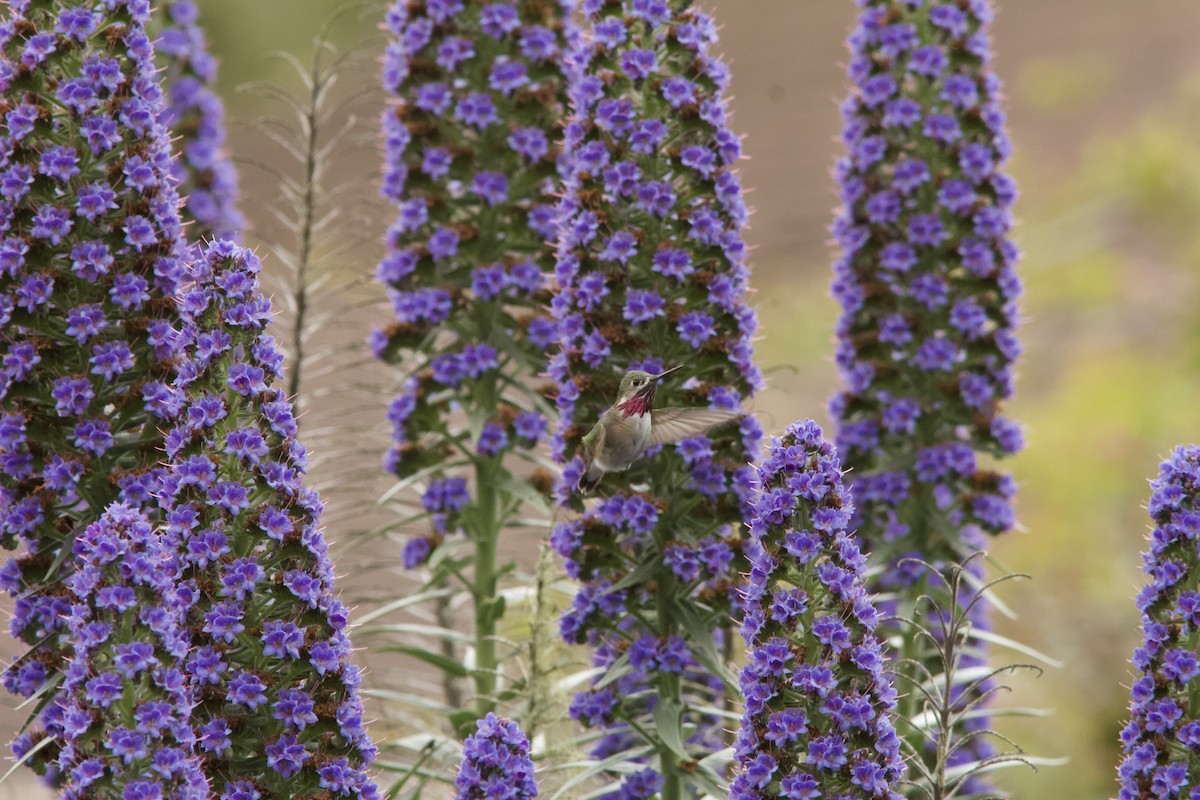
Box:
577;366;742;492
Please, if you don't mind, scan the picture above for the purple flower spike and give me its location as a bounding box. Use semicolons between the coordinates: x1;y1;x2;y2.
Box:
454;713;538;800
731;420;903;800
376;1;573;566
153;1;244;241
1118;446;1200;799
152;241;379;798
0;0;190;774
55;504;209;797
831;1;1021;789
551;2;764;795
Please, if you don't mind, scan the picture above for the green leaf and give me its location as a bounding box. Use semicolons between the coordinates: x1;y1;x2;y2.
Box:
0;733;54;785
495;473;550;515
593;652;632;691
652;698;689;762
356;623;473;644
353;587;456;626
361;689;454;715
480;594;507;626
377;644;470;678
608;555;661;593
673;603;736;689
448;709;483;739
545;745;657;800
15;672;63;731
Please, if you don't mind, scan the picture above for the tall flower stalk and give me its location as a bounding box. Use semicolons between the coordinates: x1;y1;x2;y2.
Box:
53;241;379;797
1117;445;1200;800
829;0;1023;790
153;0;244;242
551;2;762;796
731;420;903;800
373;0;573;718
0;0;188;772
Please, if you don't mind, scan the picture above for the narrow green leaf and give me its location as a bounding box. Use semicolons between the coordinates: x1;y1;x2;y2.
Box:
653;698;689;761
593;652;632;691
356;623;473;644
449;709;482;738
673;603;736;688
353;587;456;626
362;689;454;715
0;733;54;785
378;644;470;677
546;746;657;800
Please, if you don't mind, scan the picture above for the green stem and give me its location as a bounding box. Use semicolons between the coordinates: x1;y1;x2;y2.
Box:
471;349;503;715
658;572;682;800
473;454;498;715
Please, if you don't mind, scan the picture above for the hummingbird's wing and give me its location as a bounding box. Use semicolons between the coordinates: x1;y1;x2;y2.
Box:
649;407;742;447
581;420;604;457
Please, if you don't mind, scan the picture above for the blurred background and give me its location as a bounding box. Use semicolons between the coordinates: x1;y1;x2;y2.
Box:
4;1;1200;798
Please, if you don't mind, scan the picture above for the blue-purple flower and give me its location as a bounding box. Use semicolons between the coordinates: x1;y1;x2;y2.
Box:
375;0;572;567
830;0;1021;561
152;0;244;241
0;0;189;774
551;2;763;795
731;420;903;799
151;241;379;797
829;0;1021;788
1117;446;1200;799
55;504;208;798
455;713;538;800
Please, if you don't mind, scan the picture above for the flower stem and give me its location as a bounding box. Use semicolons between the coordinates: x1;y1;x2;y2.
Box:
473;371;502;715
659;576;682;800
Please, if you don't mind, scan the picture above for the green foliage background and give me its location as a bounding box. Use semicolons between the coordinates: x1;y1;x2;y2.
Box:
3;2;1200;798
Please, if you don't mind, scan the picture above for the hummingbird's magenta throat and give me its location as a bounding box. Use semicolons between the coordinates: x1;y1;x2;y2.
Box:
618;390;654;417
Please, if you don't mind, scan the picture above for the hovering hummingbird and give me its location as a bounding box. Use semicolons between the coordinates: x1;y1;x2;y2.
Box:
577;366;741;492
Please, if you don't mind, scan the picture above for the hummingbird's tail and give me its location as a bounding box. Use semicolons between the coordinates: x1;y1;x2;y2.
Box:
577;461;604;494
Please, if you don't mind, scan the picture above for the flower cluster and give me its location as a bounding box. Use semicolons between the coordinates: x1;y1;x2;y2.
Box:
454;713;538;800
0;0;188;769
550;1;763;794
1117;445;1200;799
55;504;209;798
153;0;244;241
828;1;1021;788
152;240;378;797
730;420;903;800
373;0;573;565
830;0;1022;571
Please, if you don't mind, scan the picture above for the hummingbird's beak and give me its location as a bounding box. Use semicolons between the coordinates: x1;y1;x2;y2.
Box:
636;365;683;400
652;365;684;382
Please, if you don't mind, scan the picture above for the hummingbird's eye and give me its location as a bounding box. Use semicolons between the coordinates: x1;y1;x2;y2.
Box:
632;379;642;386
